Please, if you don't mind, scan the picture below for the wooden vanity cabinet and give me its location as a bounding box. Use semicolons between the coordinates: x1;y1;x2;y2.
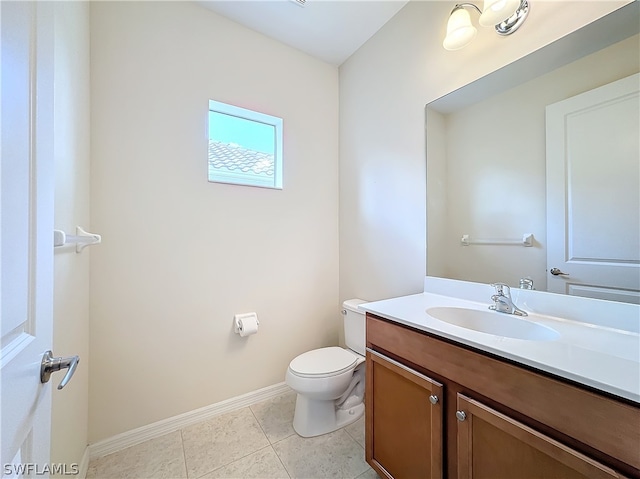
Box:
365;314;640;479
366;349;444;478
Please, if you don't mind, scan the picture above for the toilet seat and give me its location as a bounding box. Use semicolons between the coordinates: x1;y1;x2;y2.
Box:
289;347;359;378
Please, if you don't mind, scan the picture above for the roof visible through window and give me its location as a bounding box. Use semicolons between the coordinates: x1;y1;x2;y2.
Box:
207;100;283;189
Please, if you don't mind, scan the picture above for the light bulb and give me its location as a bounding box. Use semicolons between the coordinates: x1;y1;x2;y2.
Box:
443;8;478;51
479;0;520;27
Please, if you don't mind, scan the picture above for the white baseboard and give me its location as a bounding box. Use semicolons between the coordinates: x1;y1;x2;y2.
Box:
78;446;90;479
88;382;292;460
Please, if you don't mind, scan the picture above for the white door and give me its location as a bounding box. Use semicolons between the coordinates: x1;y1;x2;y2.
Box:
546;73;640;304
1;1;55;473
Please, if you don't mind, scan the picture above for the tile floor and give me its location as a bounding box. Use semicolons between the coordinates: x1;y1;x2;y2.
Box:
86;391;379;479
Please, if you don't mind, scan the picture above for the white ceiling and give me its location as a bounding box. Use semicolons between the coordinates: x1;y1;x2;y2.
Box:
197;0;409;66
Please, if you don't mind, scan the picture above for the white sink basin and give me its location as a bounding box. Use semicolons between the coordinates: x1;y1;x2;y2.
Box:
426;307;560;341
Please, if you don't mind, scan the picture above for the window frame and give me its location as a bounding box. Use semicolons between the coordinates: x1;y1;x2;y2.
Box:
208;100;283;189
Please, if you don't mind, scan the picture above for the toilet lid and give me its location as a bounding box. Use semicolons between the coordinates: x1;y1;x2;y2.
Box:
289;347;358;377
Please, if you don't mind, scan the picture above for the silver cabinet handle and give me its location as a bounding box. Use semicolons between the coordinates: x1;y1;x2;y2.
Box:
40;350;79;390
456;410;467;421
550;268;569;276
429;395;439;405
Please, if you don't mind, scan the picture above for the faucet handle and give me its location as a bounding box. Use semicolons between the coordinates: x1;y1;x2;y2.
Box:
519;277;534;290
490;282;511;296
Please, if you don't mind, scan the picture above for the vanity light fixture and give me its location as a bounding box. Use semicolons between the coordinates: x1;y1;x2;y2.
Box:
443;0;530;51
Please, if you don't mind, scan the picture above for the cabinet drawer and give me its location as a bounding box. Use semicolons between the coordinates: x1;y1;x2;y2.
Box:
366;314;640;472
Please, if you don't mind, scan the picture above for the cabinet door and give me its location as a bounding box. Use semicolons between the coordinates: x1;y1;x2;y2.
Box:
366;349;444;479
456;394;627;479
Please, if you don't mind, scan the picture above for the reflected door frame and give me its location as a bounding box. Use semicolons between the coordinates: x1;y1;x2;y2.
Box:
545;72;640;304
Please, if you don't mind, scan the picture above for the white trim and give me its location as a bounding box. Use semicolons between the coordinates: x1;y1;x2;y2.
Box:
208;100;281;127
0;332;34;366
88;382;292;460
78;446;90;479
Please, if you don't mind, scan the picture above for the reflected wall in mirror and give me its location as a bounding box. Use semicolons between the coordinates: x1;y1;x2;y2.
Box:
426;2;640;303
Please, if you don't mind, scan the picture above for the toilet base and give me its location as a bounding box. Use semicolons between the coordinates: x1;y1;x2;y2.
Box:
292;394;365;438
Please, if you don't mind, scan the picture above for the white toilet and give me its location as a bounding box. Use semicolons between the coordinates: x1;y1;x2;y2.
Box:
285;299;367;438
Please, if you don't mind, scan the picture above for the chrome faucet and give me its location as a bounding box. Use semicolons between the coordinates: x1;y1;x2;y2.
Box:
489;283;528;316
519;277;534;290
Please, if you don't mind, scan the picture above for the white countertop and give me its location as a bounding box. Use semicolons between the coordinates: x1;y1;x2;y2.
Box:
361;284;640;404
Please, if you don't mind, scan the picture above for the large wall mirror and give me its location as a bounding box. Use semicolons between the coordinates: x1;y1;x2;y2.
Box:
426;2;639;304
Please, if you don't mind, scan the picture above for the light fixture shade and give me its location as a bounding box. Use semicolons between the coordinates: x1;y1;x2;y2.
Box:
479;0;520;26
443;8;478;51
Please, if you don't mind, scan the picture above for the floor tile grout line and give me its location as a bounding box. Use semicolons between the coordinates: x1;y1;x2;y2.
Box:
248;404;293;478
334;428;370;479
188;407;271;479
180;399;288;479
270;440;293;479
248;404;270;441
343;420;366;448
344;426;355;442
179;428;189;479
271;431;302;446
193;444;281;479
249;398;297;446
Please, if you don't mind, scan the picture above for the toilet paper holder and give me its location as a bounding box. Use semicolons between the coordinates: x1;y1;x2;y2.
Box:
233;312;259;336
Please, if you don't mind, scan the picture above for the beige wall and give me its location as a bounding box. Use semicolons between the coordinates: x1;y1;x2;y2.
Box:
429;35;639;289
338;1;628;303
89;2;339;442
51;0;91;471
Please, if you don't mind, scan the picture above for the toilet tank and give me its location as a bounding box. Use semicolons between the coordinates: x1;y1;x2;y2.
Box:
342;299;367;356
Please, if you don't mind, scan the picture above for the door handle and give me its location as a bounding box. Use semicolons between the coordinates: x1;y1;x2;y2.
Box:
550;268;569;276
40;350;79;390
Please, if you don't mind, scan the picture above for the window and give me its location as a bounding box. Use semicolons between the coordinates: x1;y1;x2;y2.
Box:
208;100;283;189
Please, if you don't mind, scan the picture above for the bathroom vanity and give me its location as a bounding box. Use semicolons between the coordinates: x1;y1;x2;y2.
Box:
362;278;640;479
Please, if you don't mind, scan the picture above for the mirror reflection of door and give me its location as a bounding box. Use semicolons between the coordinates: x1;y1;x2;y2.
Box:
545;73;640;304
